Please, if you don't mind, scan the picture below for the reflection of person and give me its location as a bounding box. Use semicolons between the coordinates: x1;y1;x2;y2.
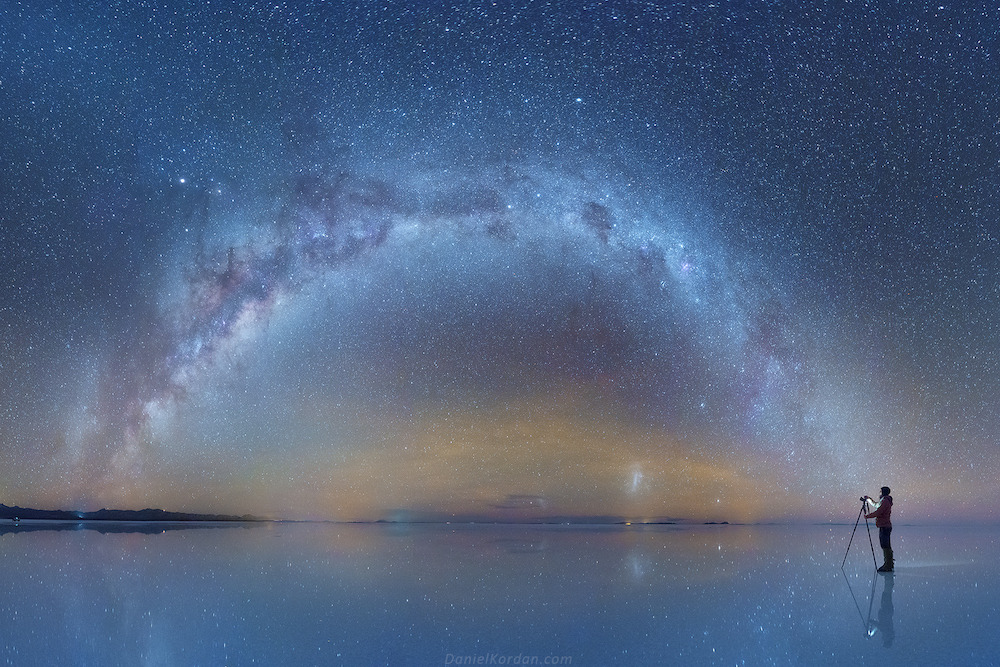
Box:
864;487;893;573
869;574;895;647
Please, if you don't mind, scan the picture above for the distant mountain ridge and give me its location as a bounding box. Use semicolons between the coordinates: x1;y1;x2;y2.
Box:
0;504;259;522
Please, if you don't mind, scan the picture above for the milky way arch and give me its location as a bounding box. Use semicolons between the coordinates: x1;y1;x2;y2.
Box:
85;160;826;504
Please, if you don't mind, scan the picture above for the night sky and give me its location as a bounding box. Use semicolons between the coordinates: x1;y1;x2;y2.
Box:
3;1;1000;523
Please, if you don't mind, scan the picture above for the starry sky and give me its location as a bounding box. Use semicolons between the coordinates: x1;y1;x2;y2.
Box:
3;0;1000;523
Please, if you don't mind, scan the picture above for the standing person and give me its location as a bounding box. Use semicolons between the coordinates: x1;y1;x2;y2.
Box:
864;487;893;572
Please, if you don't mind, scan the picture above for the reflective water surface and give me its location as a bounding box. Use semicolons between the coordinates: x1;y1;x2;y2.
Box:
0;522;996;665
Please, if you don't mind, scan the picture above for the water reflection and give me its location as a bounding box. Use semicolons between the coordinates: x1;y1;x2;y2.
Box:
0;523;995;664
871;575;895;648
841;568;895;648
841;568;878;635
0;519;262;536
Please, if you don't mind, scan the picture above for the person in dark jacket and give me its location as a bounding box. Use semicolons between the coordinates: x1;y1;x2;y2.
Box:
864;486;893;572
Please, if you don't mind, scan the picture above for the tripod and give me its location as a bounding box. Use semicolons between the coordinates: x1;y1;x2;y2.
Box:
842;497;878;569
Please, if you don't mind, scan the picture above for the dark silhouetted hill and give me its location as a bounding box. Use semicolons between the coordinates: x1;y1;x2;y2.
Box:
0;504;259;522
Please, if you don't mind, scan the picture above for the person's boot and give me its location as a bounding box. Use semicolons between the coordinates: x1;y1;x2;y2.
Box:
877;548;894;572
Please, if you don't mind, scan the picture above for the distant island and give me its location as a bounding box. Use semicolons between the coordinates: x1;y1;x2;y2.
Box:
360;512;732;526
0;503;260;523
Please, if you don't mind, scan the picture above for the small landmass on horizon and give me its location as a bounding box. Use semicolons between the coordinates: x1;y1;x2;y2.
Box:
0;503;261;522
351;510;732;525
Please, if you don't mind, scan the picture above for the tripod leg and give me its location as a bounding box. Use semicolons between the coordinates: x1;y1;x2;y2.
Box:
842;504;865;568
865;512;878;570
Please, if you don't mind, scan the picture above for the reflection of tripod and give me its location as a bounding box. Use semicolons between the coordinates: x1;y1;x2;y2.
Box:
841;497;878;570
841;566;894;646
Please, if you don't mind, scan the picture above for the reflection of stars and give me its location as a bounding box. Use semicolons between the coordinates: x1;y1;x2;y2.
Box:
627;552;649;582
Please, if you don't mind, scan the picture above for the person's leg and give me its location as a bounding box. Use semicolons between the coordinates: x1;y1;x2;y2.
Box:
878;527;894;571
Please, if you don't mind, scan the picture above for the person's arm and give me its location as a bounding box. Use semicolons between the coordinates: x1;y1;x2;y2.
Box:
864;496;882;517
